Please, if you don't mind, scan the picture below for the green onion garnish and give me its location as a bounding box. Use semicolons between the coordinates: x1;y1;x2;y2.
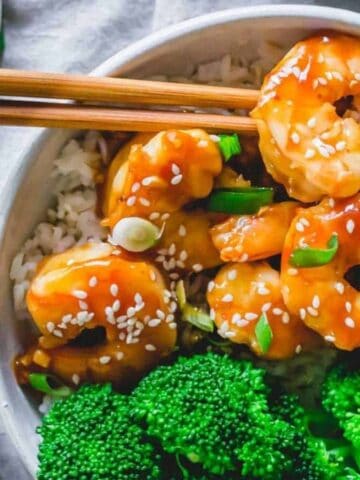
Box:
110;217;162;252
207;187;274;214
176;280;214;333
218;134;242;162
255;313;273;354
290;234;339;268
29;373;73;398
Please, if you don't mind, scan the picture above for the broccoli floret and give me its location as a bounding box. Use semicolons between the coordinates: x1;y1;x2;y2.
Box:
323;365;360;473
132;352;307;479
37;383;163;480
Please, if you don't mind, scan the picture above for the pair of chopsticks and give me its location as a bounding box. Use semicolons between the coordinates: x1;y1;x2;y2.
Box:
0;69;259;134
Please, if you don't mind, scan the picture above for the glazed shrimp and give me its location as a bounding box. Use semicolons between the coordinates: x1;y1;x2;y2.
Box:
151;210;221;276
207;262;320;359
102;129;222;227
211;201;299;262
251;33;360;202
21;242;176;385
281;193;360;350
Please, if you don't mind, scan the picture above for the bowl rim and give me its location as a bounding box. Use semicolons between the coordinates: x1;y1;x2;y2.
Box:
2;3;360;476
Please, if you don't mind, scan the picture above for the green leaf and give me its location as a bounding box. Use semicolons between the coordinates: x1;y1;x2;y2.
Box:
290;234;339;268
255;313;273;354
182;304;214;333
218;134;242;162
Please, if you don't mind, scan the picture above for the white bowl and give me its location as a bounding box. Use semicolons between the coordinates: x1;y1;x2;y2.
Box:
1;4;360;477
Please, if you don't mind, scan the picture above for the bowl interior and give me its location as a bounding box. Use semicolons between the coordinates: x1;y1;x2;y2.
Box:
1;5;360;477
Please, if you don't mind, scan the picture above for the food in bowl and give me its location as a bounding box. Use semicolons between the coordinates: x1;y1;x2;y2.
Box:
10;32;360;479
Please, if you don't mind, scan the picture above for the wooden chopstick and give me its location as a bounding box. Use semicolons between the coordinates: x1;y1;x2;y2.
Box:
0;68;259;110
0;100;257;135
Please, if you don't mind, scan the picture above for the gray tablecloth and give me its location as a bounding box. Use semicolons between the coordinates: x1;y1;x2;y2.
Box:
1;0;360;478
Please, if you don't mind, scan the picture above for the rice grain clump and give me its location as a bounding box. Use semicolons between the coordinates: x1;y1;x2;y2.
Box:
10;134;107;317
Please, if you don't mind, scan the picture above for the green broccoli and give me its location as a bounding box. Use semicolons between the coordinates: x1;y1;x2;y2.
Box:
132;352;305;479
322;364;360;474
37;383;163;480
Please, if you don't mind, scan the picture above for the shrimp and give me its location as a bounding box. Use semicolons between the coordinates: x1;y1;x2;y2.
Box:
152;210;221;276
20;242;176;385
102;129;222;227
251;33;360;202
207;262;320;359
211;201;299;262
281;193;360;350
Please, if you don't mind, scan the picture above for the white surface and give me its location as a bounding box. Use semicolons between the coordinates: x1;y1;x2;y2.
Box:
1;1;360;479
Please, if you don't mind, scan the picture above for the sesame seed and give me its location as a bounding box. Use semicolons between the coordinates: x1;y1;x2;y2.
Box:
112;300;121;312
295;222;305;232
119;332;126;341
72;374;80;385
161;213;170;221
127;307;136;317
149;212;160;220
328;198;335;208
307;117;316;128
305;148;315;159
198;139;209;148
312;295;320;309
46;321;55;333
67;259;75;266
155;255;165;263
295;345;302;354
346;219;355;234
282;312;290;324
245;312;258;321
131;182;140;193
115;352;124;360
193;264;203;272
210;134;220;142
208;281;215;292
170;301;177;313
221;294;234;303
355;73;360;81
324;335;335;343
171;163;180;175
288;268;298;276
169;322;177;330
232;313;241;323
335;282;345;294
169;272;180;280
99;356;111;365
179;250;188;261
262;302;272;312
156;309;165;320
126;196;136;207
307;306;318;317
53;329;63;338
273;308;283;316
224;330;236;338
210;309;216;320
73;290;88;299
168;243;176;255
79;300;88;310
318;77;327;85
109;284;118;297
258;287;270;296
300;217;310;227
139;197;151;207
178;225;187;237
149;270;156;281
345;317;355;328
89;276;98;287
239;253;249;262
336;141;346;151
166;314;175;323
145;344;157;351
345;302;352;313
142;176;156;186
171;174;183;185
227;269;237;281
148;318;161;327
291;132;300;144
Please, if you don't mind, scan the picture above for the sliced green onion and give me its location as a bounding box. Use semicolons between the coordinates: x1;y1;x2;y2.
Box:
29;373;73;398
176;280;214;333
255;313;273;354
110;217;162;252
290;234;339;268
182;304;214;333
207;187;274;214
218;134;242;162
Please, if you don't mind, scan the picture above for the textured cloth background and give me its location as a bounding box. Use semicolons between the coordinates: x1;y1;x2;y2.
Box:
1;0;360;478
